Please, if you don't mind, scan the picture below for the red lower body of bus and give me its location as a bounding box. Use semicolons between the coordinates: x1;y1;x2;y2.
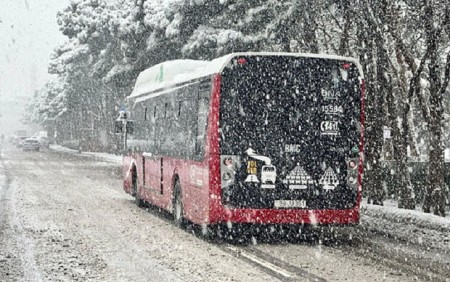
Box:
123;153;361;227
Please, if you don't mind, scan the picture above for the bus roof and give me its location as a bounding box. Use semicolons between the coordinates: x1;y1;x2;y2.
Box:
128;52;364;100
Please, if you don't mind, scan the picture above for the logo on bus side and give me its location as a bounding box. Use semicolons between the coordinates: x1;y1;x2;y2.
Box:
319;167;339;190
190;165;203;186
244;148;277;187
283;165;313;189
155;65;164;83
247;160;257;174
245;160;260;183
322;105;343;115
321;88;340;99
285;144;301;153
320;120;339;136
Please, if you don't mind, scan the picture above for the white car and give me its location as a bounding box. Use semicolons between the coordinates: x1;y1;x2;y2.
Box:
23;138;40;151
16;136;29;148
36;136;50;148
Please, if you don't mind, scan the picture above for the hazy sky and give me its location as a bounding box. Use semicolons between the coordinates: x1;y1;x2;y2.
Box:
0;0;69;135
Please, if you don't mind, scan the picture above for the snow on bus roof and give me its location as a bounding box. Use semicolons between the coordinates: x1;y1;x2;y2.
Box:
128;52;363;100
128;55;231;99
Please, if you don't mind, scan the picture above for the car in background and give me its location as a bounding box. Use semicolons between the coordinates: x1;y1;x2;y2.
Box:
22;138;40;151
16;136;29;148
36;136;50;149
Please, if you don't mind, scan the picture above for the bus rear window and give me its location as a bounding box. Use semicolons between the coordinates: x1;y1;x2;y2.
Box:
219;56;362;156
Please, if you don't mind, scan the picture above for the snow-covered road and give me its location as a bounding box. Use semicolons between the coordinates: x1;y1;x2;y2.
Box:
0;147;448;281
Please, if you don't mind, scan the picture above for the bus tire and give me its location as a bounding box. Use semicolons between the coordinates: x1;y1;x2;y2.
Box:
132;168;144;207
173;179;184;228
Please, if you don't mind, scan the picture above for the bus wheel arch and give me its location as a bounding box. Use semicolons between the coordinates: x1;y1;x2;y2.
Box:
132;166;144;207
130;166;137;196
172;176;185;227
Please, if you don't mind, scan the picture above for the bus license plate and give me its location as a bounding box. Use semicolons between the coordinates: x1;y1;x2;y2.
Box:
274;200;307;208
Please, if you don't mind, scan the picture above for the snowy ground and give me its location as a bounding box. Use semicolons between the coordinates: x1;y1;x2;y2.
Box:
49;145;123;164
0;145;448;281
361;201;450;254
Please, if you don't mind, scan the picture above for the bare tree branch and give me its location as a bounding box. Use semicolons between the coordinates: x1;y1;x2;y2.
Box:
440;51;450;96
410;46;432;125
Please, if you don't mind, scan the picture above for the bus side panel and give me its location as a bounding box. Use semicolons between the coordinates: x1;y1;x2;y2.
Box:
135;156;210;225
142;156;163;204
147;158;171;211
179;160;210;225
207;74;225;224
175;74;221;225
139;157;177;213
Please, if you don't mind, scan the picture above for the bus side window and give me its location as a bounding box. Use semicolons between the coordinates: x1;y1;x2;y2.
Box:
195;97;209;159
160;100;171;155
154;100;164;154
144;102;155;150
174;99;190;158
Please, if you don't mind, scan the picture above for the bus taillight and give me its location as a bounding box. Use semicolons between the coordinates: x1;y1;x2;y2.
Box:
237;58;247;65
348;176;358;185
347;158;359;187
223;157;234;167
342;63;351;69
220;155;240;188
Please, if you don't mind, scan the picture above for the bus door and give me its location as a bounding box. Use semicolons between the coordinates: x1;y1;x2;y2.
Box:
153;97;178;198
144;102;164;198
142;154;162;196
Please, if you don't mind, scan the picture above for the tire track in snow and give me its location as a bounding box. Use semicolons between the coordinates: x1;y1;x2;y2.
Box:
340;229;450;282
220;245;328;282
324;224;450;281
0;155;44;281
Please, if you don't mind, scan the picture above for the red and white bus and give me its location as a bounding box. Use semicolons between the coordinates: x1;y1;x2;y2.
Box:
120;52;364;235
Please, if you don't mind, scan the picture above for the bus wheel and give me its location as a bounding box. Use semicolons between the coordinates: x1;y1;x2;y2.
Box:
132;169;144;207
173;180;184;228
